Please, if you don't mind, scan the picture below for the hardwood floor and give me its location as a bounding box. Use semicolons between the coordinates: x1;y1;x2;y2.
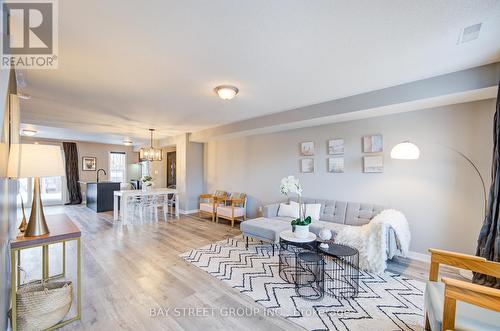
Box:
34;206;301;331
17;205;464;330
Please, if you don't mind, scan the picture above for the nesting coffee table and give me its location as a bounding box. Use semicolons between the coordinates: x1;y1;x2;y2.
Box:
278;230;359;300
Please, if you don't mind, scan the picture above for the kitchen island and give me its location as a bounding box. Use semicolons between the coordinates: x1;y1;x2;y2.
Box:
85;181;121;212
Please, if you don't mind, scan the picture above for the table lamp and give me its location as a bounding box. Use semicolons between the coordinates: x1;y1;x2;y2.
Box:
7;144;66;236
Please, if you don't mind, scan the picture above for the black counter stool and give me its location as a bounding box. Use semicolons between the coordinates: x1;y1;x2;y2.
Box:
295;251;324;300
319;243;359;298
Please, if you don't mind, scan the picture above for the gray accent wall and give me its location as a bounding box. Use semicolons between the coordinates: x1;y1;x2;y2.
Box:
205;99;496;255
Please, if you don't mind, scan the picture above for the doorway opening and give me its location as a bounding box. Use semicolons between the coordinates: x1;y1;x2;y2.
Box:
166;149;176;188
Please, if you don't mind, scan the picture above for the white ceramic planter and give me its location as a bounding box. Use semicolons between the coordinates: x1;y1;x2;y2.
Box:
294;224;310;239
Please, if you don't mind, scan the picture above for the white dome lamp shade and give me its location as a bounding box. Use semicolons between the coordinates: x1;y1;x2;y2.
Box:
390;141;420;160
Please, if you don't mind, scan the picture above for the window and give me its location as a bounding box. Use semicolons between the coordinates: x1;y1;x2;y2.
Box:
109;152;127;183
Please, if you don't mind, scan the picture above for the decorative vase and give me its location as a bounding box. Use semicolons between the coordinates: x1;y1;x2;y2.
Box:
294;224;309;239
319;227;332;249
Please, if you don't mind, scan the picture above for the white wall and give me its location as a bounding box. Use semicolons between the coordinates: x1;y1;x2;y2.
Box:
205;99;496;255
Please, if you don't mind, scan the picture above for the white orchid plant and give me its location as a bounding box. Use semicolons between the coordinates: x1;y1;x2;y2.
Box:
280;176;310;226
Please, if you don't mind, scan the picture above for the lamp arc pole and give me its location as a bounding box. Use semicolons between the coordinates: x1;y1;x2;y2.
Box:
441;145;488;217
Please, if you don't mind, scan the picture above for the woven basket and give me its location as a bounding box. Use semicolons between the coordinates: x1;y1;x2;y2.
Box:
13;281;73;331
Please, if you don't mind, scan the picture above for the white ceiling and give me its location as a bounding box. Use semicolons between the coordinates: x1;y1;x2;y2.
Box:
18;0;500;144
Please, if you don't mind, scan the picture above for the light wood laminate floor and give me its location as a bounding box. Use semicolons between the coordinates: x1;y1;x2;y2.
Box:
19;205;464;331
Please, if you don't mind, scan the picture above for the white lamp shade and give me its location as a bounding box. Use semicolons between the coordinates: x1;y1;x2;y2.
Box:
390;142;420;160
7;144;65;178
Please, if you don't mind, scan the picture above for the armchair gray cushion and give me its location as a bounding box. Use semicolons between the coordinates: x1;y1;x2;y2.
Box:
425;281;500;331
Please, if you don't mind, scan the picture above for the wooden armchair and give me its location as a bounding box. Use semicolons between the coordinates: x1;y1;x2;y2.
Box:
425;248;500;331
216;193;247;227
198;190;228;222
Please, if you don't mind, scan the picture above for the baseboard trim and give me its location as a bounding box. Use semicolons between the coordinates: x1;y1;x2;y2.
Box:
406;251;430;263
179;209;199;215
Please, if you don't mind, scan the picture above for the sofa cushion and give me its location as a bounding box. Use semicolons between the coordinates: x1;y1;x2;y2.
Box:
217;206;245;218
425;281;500;331
199;202;213;213
289;198;347;224
345;202;384;226
240;217;290;243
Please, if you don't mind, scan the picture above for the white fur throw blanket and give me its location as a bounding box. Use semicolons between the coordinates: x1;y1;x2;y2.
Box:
335;209;411;274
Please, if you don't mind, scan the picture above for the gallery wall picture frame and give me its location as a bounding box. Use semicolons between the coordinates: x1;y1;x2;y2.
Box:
300;141;315;156
328;138;344;155
300;158;315;173
328;157;344;173
82;156;97;171
362;134;383;153
363;155;383;173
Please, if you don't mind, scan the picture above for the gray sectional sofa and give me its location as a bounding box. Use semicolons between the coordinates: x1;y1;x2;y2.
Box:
240;198;401;259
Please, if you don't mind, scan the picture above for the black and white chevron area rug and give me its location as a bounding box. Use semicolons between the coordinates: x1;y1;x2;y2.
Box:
181;236;425;331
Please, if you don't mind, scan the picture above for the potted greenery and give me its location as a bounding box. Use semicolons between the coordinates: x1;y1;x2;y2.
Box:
291;216;312;238
280;175;310;239
141;175;153;191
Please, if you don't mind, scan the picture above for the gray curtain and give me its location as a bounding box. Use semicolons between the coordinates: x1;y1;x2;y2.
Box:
62;142;82;205
473;82;500;288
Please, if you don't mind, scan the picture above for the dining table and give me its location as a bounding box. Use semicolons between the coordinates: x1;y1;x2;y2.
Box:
113;188;179;223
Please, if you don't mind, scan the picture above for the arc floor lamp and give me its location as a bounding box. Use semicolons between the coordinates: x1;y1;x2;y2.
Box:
391;141;487;280
390;141;487;216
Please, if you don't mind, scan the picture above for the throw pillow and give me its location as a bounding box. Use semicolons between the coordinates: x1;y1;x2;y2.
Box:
289;201;321;220
305;203;322;220
278;202;299;219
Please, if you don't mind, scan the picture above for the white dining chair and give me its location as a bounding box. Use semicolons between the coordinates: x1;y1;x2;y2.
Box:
156;194;170;222
138;195;158;223
125;195;141;224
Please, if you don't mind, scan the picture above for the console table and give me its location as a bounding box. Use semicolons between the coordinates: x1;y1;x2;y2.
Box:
10;214;81;331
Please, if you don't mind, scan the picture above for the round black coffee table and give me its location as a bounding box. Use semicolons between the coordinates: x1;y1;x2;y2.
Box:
318;243;359;298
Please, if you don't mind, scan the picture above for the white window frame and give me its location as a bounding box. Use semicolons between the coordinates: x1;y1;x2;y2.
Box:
109;152;127;183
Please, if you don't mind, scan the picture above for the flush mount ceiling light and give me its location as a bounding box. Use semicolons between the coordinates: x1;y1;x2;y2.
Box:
214;85;239;100
139;129;162;161
123;139;133;146
21;129;37;136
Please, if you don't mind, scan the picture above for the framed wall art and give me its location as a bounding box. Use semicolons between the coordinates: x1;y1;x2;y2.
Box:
300;141;315;156
362;134;383;153
300;158;315;173
82;156;97;171
328;157;344;173
328;138;344;155
363;155;383;173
